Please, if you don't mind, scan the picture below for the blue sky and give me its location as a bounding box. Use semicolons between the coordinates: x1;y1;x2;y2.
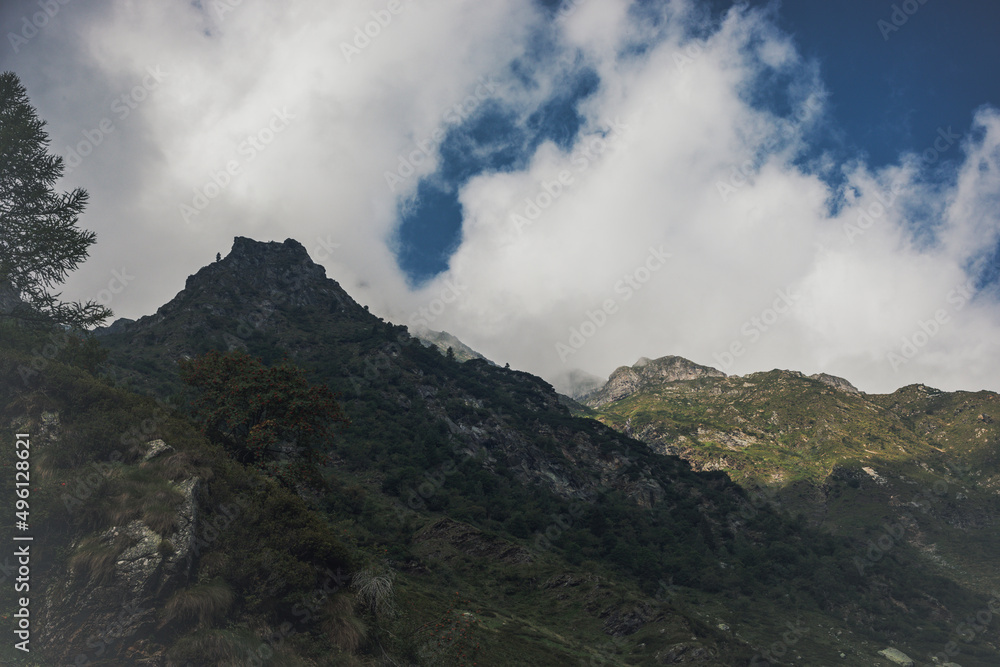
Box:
765;0;1000;166
3;0;999;394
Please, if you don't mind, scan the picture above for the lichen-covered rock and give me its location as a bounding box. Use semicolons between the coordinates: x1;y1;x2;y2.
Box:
600;601;654;637
113;519;167;598
142;438;173;461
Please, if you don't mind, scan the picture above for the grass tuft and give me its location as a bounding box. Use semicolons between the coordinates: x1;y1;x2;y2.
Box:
68;536;120;585
163;578;234;627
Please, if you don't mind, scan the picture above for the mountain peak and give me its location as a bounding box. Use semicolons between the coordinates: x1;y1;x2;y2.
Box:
583;355;726;407
183;235;338;296
96;237;369;345
215;237;318;281
230;236;309;259
809;372;861;394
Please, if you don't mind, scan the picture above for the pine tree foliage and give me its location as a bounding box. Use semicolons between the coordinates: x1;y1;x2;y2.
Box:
0;71;110;327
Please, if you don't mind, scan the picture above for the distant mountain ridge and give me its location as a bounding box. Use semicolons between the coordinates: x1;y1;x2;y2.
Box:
572;356;861;407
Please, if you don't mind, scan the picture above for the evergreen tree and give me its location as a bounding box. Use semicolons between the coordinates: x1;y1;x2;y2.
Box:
0;71;110;327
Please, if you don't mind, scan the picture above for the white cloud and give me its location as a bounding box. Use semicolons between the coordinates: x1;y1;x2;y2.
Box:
3;0;998;395
393;2;1000;394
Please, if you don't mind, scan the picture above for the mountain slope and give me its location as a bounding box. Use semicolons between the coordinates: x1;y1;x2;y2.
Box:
583;357;1000;609
584;364;933;486
13;237;997;665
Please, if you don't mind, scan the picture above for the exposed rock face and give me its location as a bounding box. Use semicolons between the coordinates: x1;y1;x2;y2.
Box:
423;368;671;508
583;356;726;407
93;237;375;393
416;329;494;364
204;237;357;312
656;642;718;663
39;439;200;664
809;372;861;394
142;438;173;461
601;602;654;637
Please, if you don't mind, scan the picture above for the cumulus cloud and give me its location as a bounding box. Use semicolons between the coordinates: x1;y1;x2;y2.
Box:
398;1;1000;394
2;0;998;394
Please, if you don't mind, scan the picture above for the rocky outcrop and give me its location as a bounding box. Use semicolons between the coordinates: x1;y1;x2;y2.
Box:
877;647;914;666
440;395;670;508
92;237;370;385
600;602;655;637
809;372;860;394
39;439;200;664
583;356;725;407
416;329;494;364
656;642;719;663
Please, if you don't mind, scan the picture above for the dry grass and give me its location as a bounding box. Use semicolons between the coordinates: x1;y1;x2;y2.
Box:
163;579;234;627
141;495;182;535
166;628;258;665
321;593;368;653
76;467;187;535
145;450;212;482
69;536;121;585
352;566;397;619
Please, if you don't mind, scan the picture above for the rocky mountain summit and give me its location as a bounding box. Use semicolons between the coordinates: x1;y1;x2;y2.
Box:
581;355;727;407
808;371;861;394
97;236;369;341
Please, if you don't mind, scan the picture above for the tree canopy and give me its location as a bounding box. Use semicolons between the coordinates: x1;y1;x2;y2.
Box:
0;71;110;328
180;350;350;487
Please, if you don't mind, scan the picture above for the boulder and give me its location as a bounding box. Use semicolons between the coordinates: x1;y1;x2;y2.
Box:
878;647;914;666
